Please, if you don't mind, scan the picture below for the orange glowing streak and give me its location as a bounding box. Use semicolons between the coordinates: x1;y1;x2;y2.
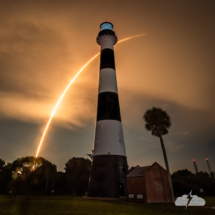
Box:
35;53;99;157
35;33;146;157
117;34;146;44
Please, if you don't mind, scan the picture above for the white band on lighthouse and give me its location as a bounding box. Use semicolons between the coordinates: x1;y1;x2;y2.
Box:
99;68;118;94
93;120;126;156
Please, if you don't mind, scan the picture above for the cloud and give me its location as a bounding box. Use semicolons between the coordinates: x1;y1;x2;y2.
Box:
181;131;190;136
0;0;215;136
175;194;189;206
123;129;129;134
165;140;185;152
138;136;153;142
0;14;99;129
189;195;205;206
175;194;205;207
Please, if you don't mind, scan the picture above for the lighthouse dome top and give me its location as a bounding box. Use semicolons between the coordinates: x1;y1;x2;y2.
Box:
100;22;114;31
97;22;117;45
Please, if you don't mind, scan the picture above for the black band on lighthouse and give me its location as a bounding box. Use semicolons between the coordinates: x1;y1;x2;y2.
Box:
88;155;128;198
97;92;121;121
100;48;115;70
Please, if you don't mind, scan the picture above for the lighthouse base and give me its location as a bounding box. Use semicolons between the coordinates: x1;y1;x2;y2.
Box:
88;155;128;198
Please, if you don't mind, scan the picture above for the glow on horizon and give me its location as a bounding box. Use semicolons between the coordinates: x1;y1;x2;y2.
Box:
35;33;146;158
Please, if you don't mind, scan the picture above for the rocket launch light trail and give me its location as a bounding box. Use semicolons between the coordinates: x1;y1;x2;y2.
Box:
35;53;100;157
35;33;146;157
117;34;146;44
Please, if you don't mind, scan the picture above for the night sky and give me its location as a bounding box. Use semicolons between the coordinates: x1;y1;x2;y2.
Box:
0;0;215;173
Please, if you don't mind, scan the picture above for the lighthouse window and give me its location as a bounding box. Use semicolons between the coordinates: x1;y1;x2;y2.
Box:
101;23;113;30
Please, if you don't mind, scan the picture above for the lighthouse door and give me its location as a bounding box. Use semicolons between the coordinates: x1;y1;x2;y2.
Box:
119;183;125;196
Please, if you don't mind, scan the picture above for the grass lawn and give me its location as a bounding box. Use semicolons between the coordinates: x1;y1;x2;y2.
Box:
0;195;214;215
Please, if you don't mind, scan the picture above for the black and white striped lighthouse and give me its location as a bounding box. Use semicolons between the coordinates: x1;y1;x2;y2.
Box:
88;22;128;198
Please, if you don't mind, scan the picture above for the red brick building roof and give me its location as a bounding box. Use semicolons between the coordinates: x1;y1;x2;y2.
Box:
127;162;172;203
127;165;151;177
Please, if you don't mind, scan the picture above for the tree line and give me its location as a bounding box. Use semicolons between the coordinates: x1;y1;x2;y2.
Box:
0;157;214;197
172;169;215;197
0;157;91;196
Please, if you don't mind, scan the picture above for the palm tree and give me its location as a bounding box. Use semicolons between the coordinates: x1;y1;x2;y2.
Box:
143;107;175;202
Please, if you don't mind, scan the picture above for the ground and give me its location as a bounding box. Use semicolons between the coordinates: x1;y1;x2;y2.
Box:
0;195;214;215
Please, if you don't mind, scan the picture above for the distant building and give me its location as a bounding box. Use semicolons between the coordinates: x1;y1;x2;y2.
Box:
127;162;172;203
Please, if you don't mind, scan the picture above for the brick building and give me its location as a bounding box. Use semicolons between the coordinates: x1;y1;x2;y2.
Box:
127;162;172;203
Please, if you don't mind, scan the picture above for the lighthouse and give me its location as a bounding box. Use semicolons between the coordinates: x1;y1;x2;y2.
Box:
88;22;128;198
